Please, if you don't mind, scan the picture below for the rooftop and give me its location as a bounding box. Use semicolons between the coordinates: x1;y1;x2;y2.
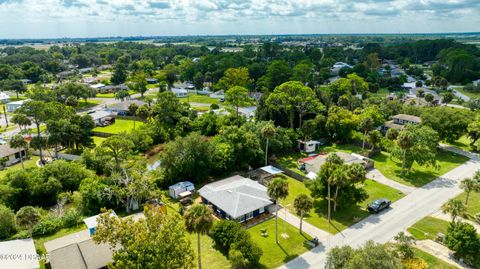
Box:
392;114;421;123
199;175;272;219
0;144;25;158
0;238;39;269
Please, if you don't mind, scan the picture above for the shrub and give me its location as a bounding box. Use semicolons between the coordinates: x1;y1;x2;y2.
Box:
10;230;29;240
32;215;62;236
445;222;480;266
229;248;249;269
61;209;82;228
15;206;41;231
230;236;262;267
210;103;219;110
0;204;16;239
210;220;244;252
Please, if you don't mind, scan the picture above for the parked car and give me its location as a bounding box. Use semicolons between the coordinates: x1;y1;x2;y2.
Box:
367;198;391;213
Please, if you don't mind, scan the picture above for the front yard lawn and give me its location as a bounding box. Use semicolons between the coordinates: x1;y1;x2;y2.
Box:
248;218;312;269
96;90;135;98
92;136;107;146
0;156;40;178
93;119;144;134
413;248;457;269
189;233;230;269
455;191;480;218
76;100;100;109
371;150;468;187
279;175;404;234
179;93;220;104
407;216;450;240
275;152;307;175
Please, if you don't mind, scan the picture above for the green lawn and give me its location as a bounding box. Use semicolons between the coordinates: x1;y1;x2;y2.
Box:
445;135;472;152
93;119;144;134
407;216;450;240
92;136;107;146
96;90;135;98
179;93;220;104
0;156;40;178
275;152;308;175
189;233;230;269
279;175;404;234
191;105;210;112
455;192;480;218
371;150;469;187
414;248;457;269
248;218;312;269
454;87;480;99
76;99;100;109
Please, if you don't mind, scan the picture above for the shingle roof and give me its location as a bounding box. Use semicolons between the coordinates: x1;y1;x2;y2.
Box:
0;144;24;158
392;114;421;123
199;175;272;219
48;240;113;269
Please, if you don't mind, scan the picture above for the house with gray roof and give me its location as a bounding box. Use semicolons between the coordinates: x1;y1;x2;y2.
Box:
382;114;421;132
301;152;373;174
0;144;26;167
199;175;274;222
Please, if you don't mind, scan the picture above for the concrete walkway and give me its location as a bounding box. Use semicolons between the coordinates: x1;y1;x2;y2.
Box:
416;239;467;269
366;169;416;194
277;208;331;241
431;210;480;232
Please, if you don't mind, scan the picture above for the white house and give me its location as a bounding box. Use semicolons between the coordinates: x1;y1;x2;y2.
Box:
89;83;106;90
87;110;114;126
6;99;29;112
0;92;10;103
171;88;188;98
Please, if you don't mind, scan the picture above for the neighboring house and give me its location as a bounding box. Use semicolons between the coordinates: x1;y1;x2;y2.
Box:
89;83;105;91
0;144;27;167
298;140;325;153
0;92;10;103
331;62;352;75
209;90;225;99
300;152;374;174
473;79;480;86
171;88;188;98
0;238;40;269
81;77;100;85
199;175;274;222
48;239;113;269
238;106;257;120
87;110;114;126
6;99;28;112
79;67;93;74
382;114;421;132
20;79;32;84
83;211;117;236
105;100;146;115
146;78;158;84
99;84;128;93
169;181;195;199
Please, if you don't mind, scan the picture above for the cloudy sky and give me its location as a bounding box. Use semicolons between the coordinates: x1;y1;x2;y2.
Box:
0;0;479;39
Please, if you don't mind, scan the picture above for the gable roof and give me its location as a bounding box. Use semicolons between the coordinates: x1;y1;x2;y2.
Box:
392;114;421;123
48;239;113;269
0;144;24;158
0;238;39;269
199;175;272;219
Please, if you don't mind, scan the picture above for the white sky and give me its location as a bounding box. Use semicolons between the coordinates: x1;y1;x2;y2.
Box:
0;0;479;38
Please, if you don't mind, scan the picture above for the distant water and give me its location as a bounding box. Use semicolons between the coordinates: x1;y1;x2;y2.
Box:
147;160;161;171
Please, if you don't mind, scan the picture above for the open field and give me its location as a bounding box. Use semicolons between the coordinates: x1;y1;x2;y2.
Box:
93;119;143;134
179;93;220;104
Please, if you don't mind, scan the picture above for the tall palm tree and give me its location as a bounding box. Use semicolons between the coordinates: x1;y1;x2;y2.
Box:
9;134;27;169
293;194;313;234
442;199;466;222
128;103;139;129
184;204;213;269
267;177;289;244
261;122;276;166
397;130;415;175
460;178;479;206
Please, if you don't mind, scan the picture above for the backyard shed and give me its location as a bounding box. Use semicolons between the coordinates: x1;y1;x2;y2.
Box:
169;181;195;199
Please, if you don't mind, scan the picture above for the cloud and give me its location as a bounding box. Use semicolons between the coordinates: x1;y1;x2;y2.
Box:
0;0;479;38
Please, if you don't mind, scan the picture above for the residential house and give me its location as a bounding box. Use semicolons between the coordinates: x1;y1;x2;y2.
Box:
331;62;352;75
89;83;105;91
169;181;195;199
0;144;27;167
105;100;146;115
20;79;32;84
83;211;117;236
300;152;374;174
199;175;274;222
171;88;188;98
473;79;480;86
382;114;421;132
0;92;10;103
6;99;28;112
87;110;114;126
99;84;128;94
0;238;39;269
146;78;158;84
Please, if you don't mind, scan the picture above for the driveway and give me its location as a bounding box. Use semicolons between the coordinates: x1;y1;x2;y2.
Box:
279;157;480;269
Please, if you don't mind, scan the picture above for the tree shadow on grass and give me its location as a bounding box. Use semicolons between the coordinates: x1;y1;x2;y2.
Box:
311;199;370;232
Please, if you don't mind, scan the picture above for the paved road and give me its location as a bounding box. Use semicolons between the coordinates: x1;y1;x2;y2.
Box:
366;169;416;194
279;157;480;269
449;86;470;102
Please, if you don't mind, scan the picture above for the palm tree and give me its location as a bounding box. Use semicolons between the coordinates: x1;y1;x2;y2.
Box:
460;178;480;206
184;204;213;269
397;130;415;175
9;134;27;169
293;194;313;234
267;177;289;244
261;122;276;166
442;199;466;222
128;103;139;129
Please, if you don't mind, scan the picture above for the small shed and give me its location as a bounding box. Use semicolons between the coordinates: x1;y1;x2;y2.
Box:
298;140;323;153
169;181;195;199
83;211;117;236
